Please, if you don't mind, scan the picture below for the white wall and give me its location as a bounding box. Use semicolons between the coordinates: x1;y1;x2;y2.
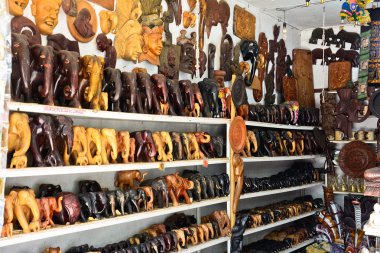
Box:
6;0;302;252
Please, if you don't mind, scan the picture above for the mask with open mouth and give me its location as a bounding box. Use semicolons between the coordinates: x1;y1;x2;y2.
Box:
31;0;62;35
8;0;29;16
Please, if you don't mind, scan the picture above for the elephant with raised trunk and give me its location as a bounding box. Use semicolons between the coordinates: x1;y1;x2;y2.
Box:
11;33;32;103
102;68;122;112
78;55;108;111
53;50;81;108
30;44;55;105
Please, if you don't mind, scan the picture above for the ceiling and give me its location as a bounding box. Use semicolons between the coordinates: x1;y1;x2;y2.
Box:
245;0;376;30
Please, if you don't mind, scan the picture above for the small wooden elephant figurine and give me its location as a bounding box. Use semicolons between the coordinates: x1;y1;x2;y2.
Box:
64;126;89;166
115;170;148;190
86;127;103;165
8;112;31;168
100;128;118;164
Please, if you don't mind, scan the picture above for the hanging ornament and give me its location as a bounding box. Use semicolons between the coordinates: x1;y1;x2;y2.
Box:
340;0;371;26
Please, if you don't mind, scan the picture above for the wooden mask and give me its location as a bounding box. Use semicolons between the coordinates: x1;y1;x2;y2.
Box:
31;0;62;35
115;0;143;61
233;5;255;40
139;26;164;66
177;30;196;77
67;0;98;42
140;0;163;27
159;44;180;80
8;0;29;16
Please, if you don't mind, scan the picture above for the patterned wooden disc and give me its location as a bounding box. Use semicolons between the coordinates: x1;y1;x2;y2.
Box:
338;141;376;178
229;116;246;153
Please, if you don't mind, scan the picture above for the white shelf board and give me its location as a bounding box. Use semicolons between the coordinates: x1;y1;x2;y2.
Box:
5;158;229;178
331;140;377;144
240;182;323;200
279;238;315;253
245;121;319;131
7;102;230;125
179;237;229;253
244;210;321;236
0;197;229;247
242;155;324;163
334;191;364;196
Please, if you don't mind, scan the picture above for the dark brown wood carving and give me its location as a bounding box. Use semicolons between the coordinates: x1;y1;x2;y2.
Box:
220;34;233;81
328;61;351;90
292;49;315;108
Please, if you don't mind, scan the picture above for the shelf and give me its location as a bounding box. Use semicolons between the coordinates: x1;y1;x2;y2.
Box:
279;238;315;253
242;155;324;163
334;191;364;196
4;158;229;178
244;210;321;236
240;182;323;200
0;197;229;247
331;140;377;144
245;121;319;131
7;102;230;125
179;237;229;253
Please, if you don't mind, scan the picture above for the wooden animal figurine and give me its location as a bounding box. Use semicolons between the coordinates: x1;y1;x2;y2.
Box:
153;132;166;162
8;113;31;168
117;131;131;163
336;29;361;50
187;133;201;160
9;188;40;233
86;127;102;165
164;173;194;206
309;28;336;46
99;10;118;34
115;170;148;190
31;0;62;35
132;130;157;162
64;126;88;166
1;196;13;237
78;55;107;110
335;48;360;68
100;128;118;164
138;186;154;211
312;48;333;65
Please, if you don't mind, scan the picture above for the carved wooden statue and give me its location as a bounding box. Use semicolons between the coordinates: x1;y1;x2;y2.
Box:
64;126;89;166
31;0;62;35
96;33;117;69
232;154;243;214
139;26;164;66
115;0;143;62
99;10;118;34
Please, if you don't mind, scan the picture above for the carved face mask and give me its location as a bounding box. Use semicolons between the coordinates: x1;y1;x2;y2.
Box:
31;0;62;35
240;40;258;62
180;42;195;75
8;0;29;16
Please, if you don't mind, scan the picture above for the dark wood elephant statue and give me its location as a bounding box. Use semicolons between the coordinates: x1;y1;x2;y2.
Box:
131;130;157;162
53;50;81;108
199;79;221;118
53;115;74;164
151;74;174;115
78;191;110;222
140;177;169;209
102;67;122;111
29;115;64;167
121;72;144;113
11;33;32;102
167;79;185;116
137;72;161;114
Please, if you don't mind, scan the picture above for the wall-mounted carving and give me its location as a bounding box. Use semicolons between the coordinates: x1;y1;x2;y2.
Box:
139;26;164;66
67;0;97;42
62;0;77;16
8;0;29;16
177;30;196;77
31;0;62;35
140;0;163;27
99;10;118;34
183;11;196;29
159;44;180;80
233;5;255;41
328;61;352;90
115;0;143;62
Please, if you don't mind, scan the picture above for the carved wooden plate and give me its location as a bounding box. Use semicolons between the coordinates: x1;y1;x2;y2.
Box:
369;89;380;118
338;141;376;178
67;0;98;43
229;116;247;154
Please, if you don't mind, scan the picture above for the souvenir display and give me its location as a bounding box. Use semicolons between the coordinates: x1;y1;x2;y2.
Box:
139;26;164;66
140;0;163;27
340;0;371;26
67;0;98;43
31;0;62;35
292;49;315;108
339;141;376;178
115;0;143;62
99;10;118;34
233;5;255;41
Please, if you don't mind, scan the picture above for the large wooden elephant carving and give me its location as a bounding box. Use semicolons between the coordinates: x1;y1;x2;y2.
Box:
64;126;89;166
30;44;55;105
54;50;81;108
29;115;64;167
102;68;122;112
152;131;174;162
132;131;157;162
165;173;194;206
8;112;31;168
79;55;108;110
100;128;118;164
53;116;74;166
86;127;103;165
9;188;40;234
117;131;132;163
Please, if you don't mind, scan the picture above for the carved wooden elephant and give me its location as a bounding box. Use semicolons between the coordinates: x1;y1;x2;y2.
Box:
86;127;102;165
37;196;63;229
131;130;157;162
100;128;118;164
53;192;81;225
64;126;89;166
120;72;144;113
8;112;31;168
1;196;14;238
102;68;122;111
165;172;194;206
53;116;74;166
138;186;154;211
30;44;55;105
167;79;185;116
29;115;64;167
114;170;148;190
140;177;169;208
78;55;107;110
78;191;110;222
171;132;183;160
187;133;201;160
151;74;171;115
54;50;81;108
9;189;40;233
117;131;131;163
137;72;161;114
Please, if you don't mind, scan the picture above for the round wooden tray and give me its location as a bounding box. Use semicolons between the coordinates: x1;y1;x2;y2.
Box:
229;116;247;153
